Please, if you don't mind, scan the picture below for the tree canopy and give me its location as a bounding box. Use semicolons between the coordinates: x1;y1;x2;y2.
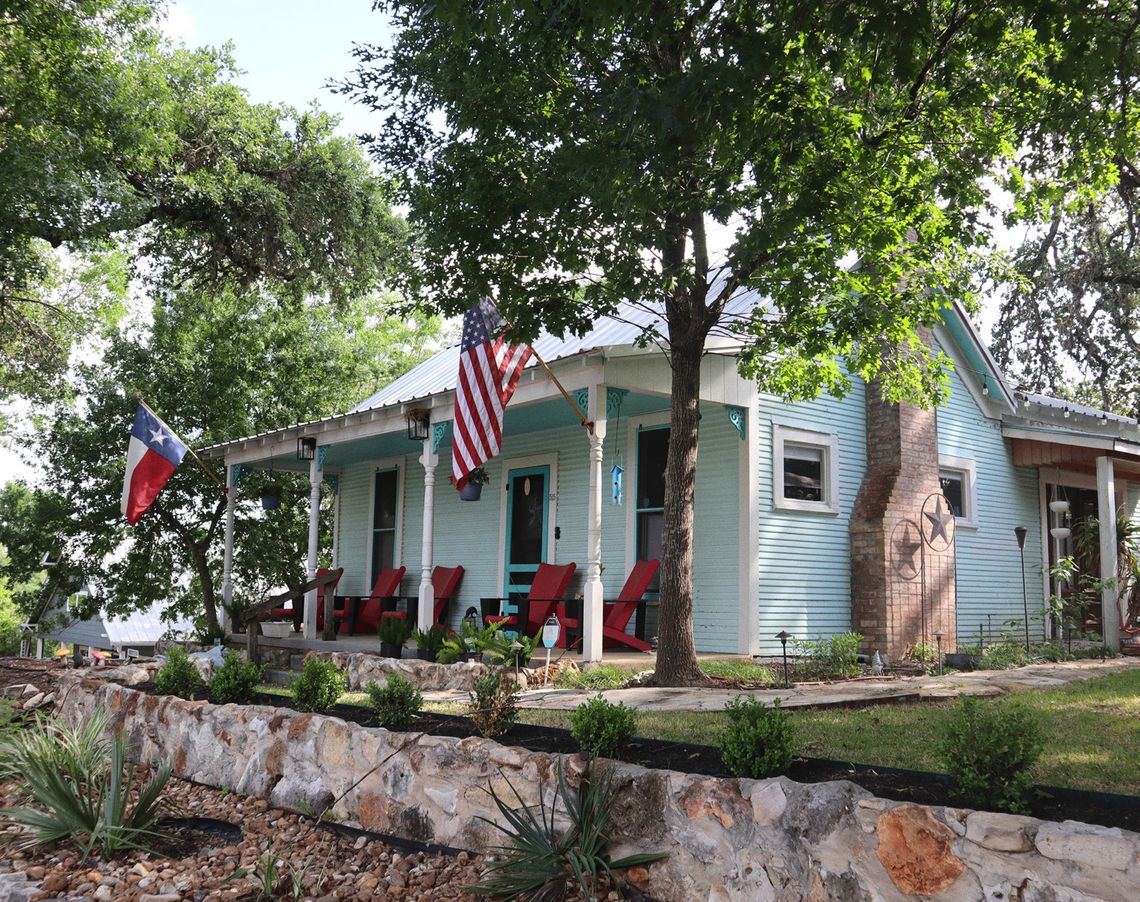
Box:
346;0;1140;684
1;0;405;401
19;290;440;638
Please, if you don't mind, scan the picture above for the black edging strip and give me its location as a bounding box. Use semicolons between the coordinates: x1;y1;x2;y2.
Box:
313;818;468;858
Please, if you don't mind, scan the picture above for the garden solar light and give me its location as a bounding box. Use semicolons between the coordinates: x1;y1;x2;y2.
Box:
776;630;791;688
933;630;943;674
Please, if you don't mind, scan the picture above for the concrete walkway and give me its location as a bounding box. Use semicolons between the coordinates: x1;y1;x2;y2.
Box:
500;657;1140;713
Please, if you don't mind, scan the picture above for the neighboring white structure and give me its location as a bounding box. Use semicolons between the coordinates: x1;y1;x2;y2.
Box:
32;597;194;658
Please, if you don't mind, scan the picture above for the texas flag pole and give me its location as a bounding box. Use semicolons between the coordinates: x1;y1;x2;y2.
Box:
120;400;222;526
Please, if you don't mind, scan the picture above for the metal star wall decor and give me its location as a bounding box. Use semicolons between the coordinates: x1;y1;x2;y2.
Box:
891;519;922;580
921;493;956;551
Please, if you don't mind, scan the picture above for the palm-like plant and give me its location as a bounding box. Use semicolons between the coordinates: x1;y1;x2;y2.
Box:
0;713;173;858
472;760;666;901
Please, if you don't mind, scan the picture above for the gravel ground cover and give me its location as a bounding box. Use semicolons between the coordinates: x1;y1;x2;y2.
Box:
0;773;482;901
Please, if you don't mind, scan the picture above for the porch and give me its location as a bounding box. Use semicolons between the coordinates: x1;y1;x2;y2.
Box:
207;345;758;661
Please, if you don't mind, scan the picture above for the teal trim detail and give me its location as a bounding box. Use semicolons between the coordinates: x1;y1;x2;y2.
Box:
606;388;629;417
324;475;340;496
431;421;449;455
317;446;329;471
230;464;251;487
573;388;589;416
725;405;746;440
503;465;551;601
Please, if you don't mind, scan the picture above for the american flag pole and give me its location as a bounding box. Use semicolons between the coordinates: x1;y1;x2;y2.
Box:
530;348;593;435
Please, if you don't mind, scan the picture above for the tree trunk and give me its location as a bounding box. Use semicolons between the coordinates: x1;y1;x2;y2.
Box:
652;327;708;687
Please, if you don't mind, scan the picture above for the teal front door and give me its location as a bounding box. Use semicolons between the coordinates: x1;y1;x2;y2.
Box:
504;465;550;601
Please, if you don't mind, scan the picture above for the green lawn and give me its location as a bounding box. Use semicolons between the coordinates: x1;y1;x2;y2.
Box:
516;669;1140;795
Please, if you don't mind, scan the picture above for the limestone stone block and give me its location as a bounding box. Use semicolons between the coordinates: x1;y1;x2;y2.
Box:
876;804;967;896
1035;821;1137;870
750;782;788;826
965;811;1035;852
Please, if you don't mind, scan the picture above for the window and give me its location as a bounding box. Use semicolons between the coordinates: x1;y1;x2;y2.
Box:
635;426;668;578
773;425;839;513
370;468;399;585
938;455;977;527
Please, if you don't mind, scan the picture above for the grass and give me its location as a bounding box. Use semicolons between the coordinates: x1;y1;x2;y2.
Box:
700;660;775;684
516;670;1140;796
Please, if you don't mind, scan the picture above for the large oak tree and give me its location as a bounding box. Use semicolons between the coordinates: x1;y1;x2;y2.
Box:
345;0;1139;684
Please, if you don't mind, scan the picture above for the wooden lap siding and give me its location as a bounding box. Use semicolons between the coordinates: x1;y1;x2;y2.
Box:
936;364;1045;644
756;382;867;657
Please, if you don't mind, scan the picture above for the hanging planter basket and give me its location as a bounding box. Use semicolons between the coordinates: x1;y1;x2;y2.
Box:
1049;500;1071;514
1050;526;1071;541
261;485;283;510
459;482;483;502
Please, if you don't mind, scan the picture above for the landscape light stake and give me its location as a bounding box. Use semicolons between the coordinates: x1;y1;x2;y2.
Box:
933;630;943;675
776;631;791;688
1015;526;1029;653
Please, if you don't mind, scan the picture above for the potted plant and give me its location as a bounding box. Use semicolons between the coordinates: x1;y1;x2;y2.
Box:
260;484;282;510
459;466;491;501
412;624;449;662
377;612;411;658
437;618;504;663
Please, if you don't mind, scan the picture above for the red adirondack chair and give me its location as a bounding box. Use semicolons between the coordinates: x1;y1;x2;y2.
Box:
602;559;660;652
271;567;343;632
483;562;576;641
430;565;465;625
334;567;406;635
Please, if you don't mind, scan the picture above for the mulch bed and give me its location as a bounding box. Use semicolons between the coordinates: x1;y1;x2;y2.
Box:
232;691;1139;834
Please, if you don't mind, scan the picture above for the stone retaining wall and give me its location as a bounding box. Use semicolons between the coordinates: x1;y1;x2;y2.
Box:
58;667;1140;902
307;652;489;692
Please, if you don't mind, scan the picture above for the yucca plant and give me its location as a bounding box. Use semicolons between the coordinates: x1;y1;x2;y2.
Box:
472;760;666;901
0;713;173;858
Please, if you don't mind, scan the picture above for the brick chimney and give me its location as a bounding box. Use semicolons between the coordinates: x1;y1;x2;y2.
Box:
850;371;957;662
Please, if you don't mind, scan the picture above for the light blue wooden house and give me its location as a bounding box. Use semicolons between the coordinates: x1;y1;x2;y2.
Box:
205;297;1140;661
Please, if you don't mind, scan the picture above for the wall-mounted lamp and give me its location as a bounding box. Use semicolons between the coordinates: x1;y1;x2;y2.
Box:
406;408;430;442
297;436;317;461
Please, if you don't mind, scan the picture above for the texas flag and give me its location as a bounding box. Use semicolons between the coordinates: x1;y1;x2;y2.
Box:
120;404;189;526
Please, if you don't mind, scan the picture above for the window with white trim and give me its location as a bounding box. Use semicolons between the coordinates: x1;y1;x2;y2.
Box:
773;426;839;514
938;455;977;527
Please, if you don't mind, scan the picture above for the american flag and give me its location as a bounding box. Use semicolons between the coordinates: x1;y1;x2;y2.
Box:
452;298;534;490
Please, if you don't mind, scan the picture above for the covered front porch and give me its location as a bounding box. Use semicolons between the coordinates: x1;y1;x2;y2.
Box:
207;345;757;661
1007;413;1140;650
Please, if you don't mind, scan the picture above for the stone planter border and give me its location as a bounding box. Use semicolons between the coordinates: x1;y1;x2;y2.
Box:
57;666;1140;902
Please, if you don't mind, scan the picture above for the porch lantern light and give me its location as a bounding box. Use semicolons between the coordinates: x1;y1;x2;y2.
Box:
1015;526;1030;653
406;408;430;442
776;630;792;688
297;436;317;461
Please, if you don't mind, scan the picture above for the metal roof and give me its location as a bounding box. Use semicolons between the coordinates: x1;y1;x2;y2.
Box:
37;602;195;648
1019;391;1137;426
350;291;764;413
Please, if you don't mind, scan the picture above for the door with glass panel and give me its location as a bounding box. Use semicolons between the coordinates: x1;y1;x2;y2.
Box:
503;466;550;599
370;468;399;587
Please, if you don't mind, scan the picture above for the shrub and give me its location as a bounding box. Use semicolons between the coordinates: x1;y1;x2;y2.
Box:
473;759;666;900
0;713;172;858
377;613;411;648
570;695;637;757
938;697;1042;814
412;624;449;660
718;696;793;778
366;674;423;729
468;666;520;738
980;640;1035;670
292;657;347;713
554;663;637;690
154;646;202;699
209;652;265;705
795;632;863;679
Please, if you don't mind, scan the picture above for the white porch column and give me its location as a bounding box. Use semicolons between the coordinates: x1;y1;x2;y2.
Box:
417;438;439;633
582;384;607;662
219;463;237;634
303;454;322;640
1096;455;1120;651
35;638;44;659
